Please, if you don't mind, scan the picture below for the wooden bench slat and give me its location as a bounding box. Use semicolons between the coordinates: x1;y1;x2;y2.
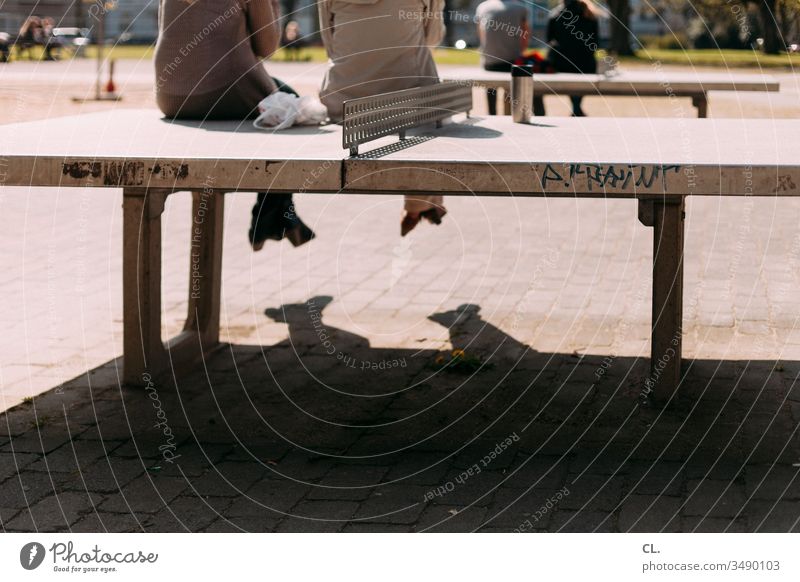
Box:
442;69;781;93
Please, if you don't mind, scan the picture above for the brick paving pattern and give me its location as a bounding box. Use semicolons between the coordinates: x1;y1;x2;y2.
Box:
1;60;799;532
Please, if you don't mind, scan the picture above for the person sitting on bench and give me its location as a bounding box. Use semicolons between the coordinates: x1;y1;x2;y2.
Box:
154;0;314;251
475;0;530;115
547;0;599;117
0;33;11;63
41;17;60;61
318;0;448;236
16;17;43;60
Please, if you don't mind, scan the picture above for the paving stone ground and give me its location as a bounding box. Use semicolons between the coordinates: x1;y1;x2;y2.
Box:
1;60;799;532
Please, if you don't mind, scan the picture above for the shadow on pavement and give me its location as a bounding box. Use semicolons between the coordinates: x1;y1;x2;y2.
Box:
1;298;798;532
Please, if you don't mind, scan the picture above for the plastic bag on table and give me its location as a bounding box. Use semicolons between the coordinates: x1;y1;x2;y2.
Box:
252;92;328;130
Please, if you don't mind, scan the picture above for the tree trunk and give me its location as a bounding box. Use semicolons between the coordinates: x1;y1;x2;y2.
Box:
608;0;634;55
443;0;456;47
757;0;782;54
76;1;85;30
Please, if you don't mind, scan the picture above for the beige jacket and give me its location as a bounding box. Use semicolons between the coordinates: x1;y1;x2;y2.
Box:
154;0;281;119
318;0;446;122
318;0;447;224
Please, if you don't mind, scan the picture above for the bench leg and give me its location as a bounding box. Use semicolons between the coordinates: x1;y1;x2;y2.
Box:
639;197;685;404
692;94;708;118
183;191;224;346
123;189;168;385
123;189;225;387
160;190;226;375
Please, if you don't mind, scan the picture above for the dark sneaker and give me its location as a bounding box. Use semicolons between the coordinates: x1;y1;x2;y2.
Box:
250;199;315;250
249;219;284;251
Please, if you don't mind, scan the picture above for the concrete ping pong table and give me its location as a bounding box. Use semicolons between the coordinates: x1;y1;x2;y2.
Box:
2;84;799;404
442;67;780;118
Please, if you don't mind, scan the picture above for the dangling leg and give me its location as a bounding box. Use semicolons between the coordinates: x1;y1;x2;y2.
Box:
250;192;315;250
249;192;289;251
402;195;447;237
570;95;586;117
281;195;316;247
533;95;546;116
245;79;313;250
486;87;498;116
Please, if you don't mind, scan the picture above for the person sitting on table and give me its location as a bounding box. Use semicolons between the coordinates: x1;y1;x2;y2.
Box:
475;0;530;115
547;0;599;117
318;0;447;236
154;0;314;251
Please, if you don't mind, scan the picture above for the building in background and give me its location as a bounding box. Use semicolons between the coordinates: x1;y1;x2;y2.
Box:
442;1;593;49
1;1;85;34
629;0;689;38
443;1;684;49
278;0;319;43
0;0;158;43
107;0;158;43
0;0;683;47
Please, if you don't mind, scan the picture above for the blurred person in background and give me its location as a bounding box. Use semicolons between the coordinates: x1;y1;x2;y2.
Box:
475;0;530;115
547;0;599;117
318;0;448;236
42;17;60;61
154;0;314;250
17;17;43;60
0;32;11;63
281;20;305;60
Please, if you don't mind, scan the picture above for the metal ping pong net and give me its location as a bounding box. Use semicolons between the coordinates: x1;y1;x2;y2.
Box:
342;81;472;157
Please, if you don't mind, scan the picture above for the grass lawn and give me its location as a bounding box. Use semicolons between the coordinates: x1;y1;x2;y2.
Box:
91;44;155;60
252;46;486;65
10;44;799;70
9;44;155;61
275;46;800;68
629;48;799;69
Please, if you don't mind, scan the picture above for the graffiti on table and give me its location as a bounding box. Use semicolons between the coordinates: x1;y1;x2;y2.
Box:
540;163;682;192
773;174;797;193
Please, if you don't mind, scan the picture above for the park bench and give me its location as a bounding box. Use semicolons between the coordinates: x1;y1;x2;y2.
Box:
1;82;799;405
442;68;780;118
0;33;15;62
0;32;77;62
8;34;40;61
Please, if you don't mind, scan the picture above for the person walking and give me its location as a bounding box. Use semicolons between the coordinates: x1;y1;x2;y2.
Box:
154;0;314;250
318;0;447;235
475;0;530;115
547;0;599;117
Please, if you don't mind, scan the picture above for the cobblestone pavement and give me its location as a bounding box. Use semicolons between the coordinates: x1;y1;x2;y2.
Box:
1;61;799;532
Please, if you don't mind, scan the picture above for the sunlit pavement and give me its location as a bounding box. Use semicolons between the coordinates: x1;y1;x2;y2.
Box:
1;59;799;532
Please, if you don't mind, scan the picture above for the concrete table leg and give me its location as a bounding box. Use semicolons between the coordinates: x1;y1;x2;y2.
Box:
692;94;708;118
122;189;225;387
639;197;686;404
182;191;224;347
123;189;168;385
